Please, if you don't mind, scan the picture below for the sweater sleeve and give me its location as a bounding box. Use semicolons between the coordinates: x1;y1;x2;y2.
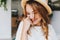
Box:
15;21;23;40
48;24;58;40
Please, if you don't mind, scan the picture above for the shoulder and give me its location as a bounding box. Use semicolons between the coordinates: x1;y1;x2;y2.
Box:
18;17;26;25
18;20;24;27
48;24;55;31
48;25;58;40
48;24;54;30
15;21;24;40
48;24;56;35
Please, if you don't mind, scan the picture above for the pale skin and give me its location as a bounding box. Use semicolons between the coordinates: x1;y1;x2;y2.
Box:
21;4;42;40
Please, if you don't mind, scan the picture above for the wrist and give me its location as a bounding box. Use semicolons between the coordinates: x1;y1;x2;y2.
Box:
23;27;28;33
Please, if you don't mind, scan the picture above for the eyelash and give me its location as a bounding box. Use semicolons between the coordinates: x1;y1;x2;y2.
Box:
27;13;30;15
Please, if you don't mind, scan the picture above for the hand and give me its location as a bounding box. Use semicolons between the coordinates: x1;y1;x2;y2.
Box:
23;17;31;32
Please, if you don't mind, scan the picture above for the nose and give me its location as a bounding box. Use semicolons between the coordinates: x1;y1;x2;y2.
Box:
30;13;34;19
29;13;35;22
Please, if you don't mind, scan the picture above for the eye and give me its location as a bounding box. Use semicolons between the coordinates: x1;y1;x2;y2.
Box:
34;12;38;14
27;13;30;15
33;10;37;14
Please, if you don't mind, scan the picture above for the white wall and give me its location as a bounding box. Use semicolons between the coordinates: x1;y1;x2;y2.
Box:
0;0;11;39
51;11;60;40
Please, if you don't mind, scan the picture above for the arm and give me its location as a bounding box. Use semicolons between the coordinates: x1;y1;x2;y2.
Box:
20;17;31;40
21;27;28;40
15;17;31;40
49;24;58;40
15;21;24;40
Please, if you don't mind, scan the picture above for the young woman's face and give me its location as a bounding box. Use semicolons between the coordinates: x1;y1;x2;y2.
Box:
26;4;42;24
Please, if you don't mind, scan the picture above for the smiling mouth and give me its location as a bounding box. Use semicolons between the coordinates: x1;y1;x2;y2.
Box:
30;18;37;22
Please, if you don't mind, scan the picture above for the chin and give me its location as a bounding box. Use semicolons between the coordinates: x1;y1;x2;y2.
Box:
33;21;38;25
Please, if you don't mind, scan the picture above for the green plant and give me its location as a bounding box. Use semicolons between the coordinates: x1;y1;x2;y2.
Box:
0;0;7;10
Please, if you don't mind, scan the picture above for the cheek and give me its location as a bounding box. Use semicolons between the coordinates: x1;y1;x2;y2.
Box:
37;17;41;21
35;14;40;19
27;13;34;20
30;13;34;19
35;14;41;21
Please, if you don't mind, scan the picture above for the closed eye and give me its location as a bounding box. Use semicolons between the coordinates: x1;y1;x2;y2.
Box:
27;13;30;15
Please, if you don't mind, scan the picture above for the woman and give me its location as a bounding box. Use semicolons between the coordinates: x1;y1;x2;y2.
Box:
15;0;58;40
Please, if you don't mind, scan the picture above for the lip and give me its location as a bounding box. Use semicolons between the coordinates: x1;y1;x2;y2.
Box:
30;18;38;22
33;18;38;22
33;19;37;24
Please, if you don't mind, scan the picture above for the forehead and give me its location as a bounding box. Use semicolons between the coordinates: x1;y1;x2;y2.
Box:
26;4;34;12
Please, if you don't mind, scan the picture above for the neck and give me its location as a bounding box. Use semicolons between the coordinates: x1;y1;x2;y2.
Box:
33;22;41;26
